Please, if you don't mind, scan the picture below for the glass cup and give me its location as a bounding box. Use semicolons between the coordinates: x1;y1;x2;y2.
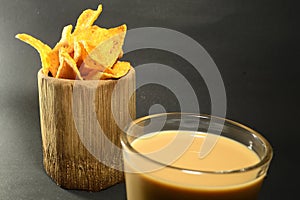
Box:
121;113;273;200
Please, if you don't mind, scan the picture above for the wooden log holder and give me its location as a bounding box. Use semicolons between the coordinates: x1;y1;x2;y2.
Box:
37;68;135;191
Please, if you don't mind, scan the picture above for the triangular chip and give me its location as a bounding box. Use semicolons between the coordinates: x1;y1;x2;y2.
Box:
15;33;59;76
74;25;107;43
78;41;109;72
56;48;83;80
79;61;113;78
73;40;88;65
16;4;130;81
83;61;131;80
55;57;74;80
79;64;94;77
83;70;104;80
73;4;102;36
53;25;74;52
82;24;126;71
109;61;131;78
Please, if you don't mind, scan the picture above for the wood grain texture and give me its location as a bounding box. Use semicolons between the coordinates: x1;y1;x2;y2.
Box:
37;68;135;191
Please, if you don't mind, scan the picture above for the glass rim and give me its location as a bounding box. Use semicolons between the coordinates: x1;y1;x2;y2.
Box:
122;112;273;174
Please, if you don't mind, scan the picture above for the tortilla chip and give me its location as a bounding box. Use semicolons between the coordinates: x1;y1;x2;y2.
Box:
73;40;86;64
53;25;74;52
73;4;102;35
109;61;131;78
15;33;59;76
56;48;83;80
83;70;104;80
83;61;131;80
16;4;130;80
82;25;126;71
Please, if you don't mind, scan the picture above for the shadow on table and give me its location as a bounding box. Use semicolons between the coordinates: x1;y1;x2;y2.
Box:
67;183;127;200
1;90;43;169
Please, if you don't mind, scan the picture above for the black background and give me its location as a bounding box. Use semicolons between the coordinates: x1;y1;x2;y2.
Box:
0;0;299;199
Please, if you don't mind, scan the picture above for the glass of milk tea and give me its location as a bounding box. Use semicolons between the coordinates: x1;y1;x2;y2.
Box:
121;113;273;200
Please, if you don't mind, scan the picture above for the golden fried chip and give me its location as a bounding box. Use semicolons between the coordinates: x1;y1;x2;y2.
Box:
46;51;59;77
15;33;51;53
83;70;104;80
54;25;74;52
82;24;126;71
55;57;74;79
109;61;131;77
74;25;107;43
79;41;106;71
73;4;102;35
73;41;84;63
79;62;113;78
105;24;127;40
15;33;59;76
16;4;130;81
61;25;73;43
85;24;126;50
83;61;131;80
56;48;83;80
79;64;93;77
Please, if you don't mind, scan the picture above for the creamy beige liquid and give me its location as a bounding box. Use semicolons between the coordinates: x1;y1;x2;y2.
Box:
124;131;265;200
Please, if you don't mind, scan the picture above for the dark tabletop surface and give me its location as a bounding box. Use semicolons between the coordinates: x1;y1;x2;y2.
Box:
0;0;299;199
